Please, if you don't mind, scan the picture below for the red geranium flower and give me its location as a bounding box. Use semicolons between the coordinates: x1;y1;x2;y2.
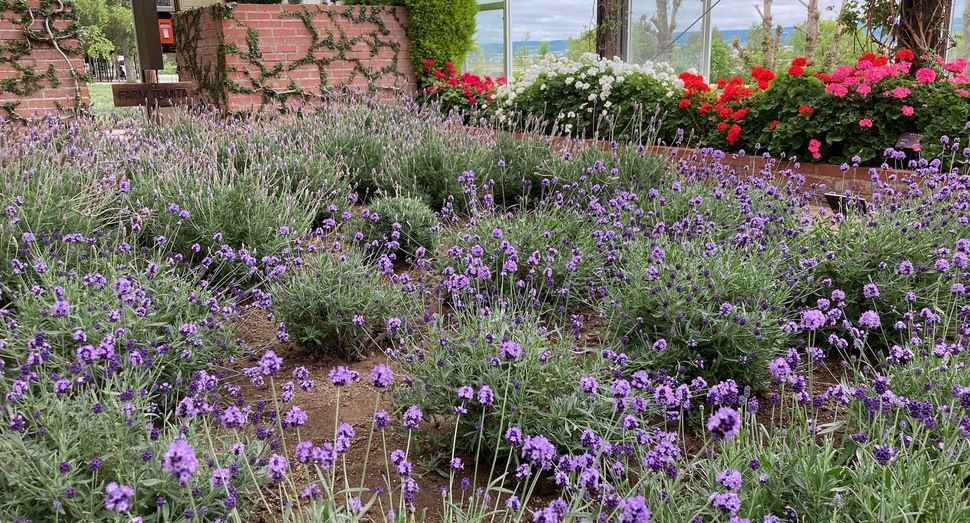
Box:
791;57;808;67
679;99;692;108
798;105;813;114
788;65;805;76
726;124;742;144
769;120;779;130
894;48;915;61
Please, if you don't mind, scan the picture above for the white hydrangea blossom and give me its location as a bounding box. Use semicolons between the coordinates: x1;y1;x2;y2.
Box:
494;52;684;107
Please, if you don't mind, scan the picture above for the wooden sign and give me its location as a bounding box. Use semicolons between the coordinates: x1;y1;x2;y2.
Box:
112;82;192;108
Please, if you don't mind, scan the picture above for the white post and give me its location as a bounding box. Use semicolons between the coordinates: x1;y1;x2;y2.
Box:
504;0;512;78
700;0;712;80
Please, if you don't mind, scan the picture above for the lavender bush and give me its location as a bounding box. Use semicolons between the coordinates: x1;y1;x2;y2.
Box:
2;98;970;523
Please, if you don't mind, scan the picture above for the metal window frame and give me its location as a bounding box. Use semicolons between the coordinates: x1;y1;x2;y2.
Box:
475;0;512;78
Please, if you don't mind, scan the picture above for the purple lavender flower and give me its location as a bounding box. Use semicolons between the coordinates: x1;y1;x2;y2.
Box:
505;426;524;446
706;407;742;442
328;366;360;386
610;379;631;399
374;410;391;428
51;300;71;317
579;376;598;393
800;309;826;331
457;386;474;402
258;350;282;376
767;357;791;383
716;468;742;491
284;406;308;427
522;435;556;470
402;405;423;429
212;468;231;488
859;310;881;329
500;340;523;361
863;283;880;299
477;385;495;406
708;491;741;515
161;439;199;486
617;495;651;523
369;364;394;389
873;444;897;466
267;453;289;483
104;482;134;512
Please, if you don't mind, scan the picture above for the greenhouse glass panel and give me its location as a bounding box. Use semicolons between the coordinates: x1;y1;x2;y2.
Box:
950;0;970;71
465;2;507;78
628;0;710;74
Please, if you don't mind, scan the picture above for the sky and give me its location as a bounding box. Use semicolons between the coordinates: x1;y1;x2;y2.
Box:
499;0;844;43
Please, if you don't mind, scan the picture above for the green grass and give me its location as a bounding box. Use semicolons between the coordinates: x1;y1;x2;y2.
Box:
86;83;141;116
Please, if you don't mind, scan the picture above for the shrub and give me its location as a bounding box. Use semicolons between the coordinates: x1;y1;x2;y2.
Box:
601;238;795;389
123;165;320;285
405;0;478;79
392;304;598;460
273;246;398;359
0;237;263;522
385;129;497;212
348;196;440;260
0;130;122;294
490;53;685;140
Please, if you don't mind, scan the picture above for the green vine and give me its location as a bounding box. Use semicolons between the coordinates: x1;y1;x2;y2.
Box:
174;3;410;111
0;0;90;120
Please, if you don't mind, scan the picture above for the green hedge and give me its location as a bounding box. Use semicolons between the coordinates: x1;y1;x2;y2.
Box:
405;0;477;75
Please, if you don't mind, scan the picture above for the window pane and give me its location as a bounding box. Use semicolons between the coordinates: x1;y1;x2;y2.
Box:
467;8;507;78
629;0;708;72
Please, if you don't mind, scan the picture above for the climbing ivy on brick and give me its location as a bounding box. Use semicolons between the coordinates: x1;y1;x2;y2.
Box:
174;4;410;111
0;0;89;119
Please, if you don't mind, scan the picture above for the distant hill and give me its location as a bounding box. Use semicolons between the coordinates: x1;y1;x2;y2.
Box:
717;27;797;46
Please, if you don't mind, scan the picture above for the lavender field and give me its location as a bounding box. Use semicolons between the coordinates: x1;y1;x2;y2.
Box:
1;101;969;523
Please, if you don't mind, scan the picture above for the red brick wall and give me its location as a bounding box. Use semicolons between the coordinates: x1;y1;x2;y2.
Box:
175;4;416;112
0;1;90;120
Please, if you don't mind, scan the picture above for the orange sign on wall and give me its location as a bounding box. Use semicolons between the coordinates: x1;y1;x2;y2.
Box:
158;20;174;45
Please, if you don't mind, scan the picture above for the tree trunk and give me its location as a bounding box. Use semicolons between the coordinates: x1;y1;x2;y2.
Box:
755;0;780;69
898;0;949;56
122;43;139;82
596;0;623;59
823;0;848;70
802;0;820;63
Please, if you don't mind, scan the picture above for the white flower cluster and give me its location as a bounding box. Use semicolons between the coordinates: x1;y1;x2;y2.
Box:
494;52;684;108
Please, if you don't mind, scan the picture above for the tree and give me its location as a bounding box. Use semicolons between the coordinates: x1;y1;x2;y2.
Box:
639;0;684;64
787;19;862;69
75;0;135;78
565;28;596;60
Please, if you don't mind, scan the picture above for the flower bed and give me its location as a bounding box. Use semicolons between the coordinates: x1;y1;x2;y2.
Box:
475;50;970;168
3;102;970;523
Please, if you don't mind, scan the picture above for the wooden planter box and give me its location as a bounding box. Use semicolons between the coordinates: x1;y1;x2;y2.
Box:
173;3;416;112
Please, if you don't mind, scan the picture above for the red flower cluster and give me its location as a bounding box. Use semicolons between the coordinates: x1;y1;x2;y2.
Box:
679;71;711;97
422;59;506;106
788;57;807;76
894;48;915;61
750;67;776;90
